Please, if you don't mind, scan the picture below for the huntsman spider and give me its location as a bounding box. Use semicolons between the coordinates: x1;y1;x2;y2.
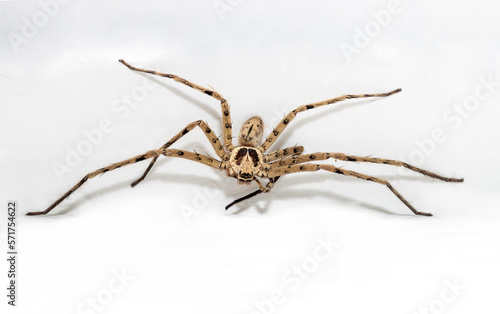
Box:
27;60;464;216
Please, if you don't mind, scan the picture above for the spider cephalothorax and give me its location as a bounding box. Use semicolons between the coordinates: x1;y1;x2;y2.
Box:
227;146;265;184
27;60;464;216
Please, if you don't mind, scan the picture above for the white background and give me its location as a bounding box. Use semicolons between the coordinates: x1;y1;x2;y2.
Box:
1;0;499;313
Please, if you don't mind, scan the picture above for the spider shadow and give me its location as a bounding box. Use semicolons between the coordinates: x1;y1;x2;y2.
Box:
226;173;394;216
230;187;395;216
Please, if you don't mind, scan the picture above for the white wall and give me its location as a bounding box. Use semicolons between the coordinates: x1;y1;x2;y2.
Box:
1;1;499;313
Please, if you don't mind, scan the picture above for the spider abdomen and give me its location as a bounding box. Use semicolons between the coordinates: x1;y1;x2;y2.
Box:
238;116;264;147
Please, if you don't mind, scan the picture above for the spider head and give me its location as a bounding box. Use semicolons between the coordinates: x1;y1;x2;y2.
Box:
227;147;264;185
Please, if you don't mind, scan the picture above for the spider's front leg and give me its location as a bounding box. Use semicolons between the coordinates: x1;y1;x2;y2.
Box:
118;60;236;187
258;89;401;152
119;59;234;150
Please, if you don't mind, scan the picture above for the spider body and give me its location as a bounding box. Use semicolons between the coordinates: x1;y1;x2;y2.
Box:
26;60;464;217
227;116;267;184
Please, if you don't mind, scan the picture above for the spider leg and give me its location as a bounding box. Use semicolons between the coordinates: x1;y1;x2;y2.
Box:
225;177;280;210
254;177;273;192
162;149;222;169
267;163;433;216
27;150;222;216
26;149;163;216
270;152;463;182
328;153;464;182
131;120;225;188
264;146;304;163
119;59;234;150
258;89;401;152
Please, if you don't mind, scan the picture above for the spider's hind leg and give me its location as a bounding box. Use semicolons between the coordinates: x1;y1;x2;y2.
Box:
267;163;433;216
26;149;163;216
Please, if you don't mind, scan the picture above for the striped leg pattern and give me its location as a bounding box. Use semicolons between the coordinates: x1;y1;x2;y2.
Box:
119;59;234;150
259;89;402;152
266;163;434;216
265;146;305;163
130;119;225;187
27;120;224;216
271;152;464;183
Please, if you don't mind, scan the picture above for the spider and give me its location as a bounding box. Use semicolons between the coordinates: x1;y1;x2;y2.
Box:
26;59;464;216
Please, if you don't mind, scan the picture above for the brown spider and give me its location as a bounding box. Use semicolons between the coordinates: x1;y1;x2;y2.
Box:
26;59;464;216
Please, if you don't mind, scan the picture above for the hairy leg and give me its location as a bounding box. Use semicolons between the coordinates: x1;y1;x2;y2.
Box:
131;119;225;188
27;149;163;216
259;89;401;152
271;152;463;182
28;148;222;216
267;163;433;216
264;146;304;163
119;59;234;150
